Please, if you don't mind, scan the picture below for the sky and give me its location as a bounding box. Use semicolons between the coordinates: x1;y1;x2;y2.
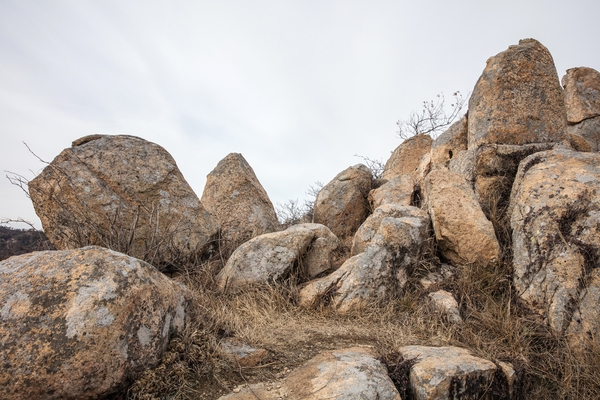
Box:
1;0;599;229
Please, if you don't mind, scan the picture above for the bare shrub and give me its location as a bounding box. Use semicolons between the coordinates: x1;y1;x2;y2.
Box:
397;91;466;140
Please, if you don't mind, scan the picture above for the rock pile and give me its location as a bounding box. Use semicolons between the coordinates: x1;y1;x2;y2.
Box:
2;37;599;399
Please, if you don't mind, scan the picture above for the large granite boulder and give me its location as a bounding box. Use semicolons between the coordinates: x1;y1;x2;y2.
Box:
216;223;339;292
201;153;279;244
0;246;192;400
563;67;600;150
383;134;433;181
28;135;219;270
424;169;499;265
300;206;429;313
509;148;600;341
219;347;401;400
468;39;566;149
313;164;372;239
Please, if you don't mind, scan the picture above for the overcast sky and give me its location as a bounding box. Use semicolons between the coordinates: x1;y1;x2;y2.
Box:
1;0;599;229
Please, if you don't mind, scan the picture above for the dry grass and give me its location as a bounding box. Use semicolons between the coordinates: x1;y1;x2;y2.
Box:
121;245;600;400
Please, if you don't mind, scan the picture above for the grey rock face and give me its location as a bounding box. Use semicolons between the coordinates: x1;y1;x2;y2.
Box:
509;148;600;341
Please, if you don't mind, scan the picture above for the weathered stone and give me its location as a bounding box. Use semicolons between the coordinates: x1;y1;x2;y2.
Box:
430;115;468;171
201;153;279;244
368;175;415;210
400;346;499;400
383;134;433;181
564;132;592;152
468;39;566;149
352;204;428;256
0;246;192;400
300;208;429;313
562;66;600;124
509;148;600;339
313;164;372;239
428;290;462;324
29;135;219;270
219;347;401;400
425;169;499;265
216;223;338;292
566;115;600;150
220;338;269;368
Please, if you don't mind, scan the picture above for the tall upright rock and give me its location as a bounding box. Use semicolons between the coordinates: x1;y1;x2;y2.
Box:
29;135;219;270
201;153;279;245
468;39;567;149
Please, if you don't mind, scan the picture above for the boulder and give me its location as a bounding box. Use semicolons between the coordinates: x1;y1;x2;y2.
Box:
368;175;415;210
300;207;429;313
428;290;462;324
509;148;600;339
28;135;219;270
0;246;192;400
216;223;339;292
201;153;279;244
312;164;372;239
468;39;566;149
219;347;401;400
430;115;468;171
352;204;428;256
399;346;501;400
424;169;499;265
562;66;600;124
382;134;433;181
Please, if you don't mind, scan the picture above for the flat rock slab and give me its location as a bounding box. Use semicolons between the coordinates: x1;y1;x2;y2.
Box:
400;346;499;400
0;246;192;400
219;347;401;400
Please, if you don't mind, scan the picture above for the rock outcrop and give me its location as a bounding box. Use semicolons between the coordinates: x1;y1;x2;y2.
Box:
383;134;433;181
424;169;499;265
399;346;504;400
201;153;279;244
509;148;600;339
300;206;429;313
28;135;219;270
563;67;600;150
219;347;401;400
0;246;192;400
312;164;372;239
216;223;339;292
468;38;566;149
